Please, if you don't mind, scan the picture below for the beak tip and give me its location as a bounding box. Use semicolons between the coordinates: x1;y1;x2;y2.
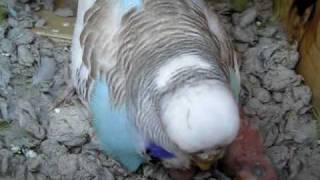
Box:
195;162;212;171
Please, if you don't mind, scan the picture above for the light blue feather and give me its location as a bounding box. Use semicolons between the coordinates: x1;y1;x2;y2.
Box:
88;0;145;172
121;0;143;11
90;80;145;172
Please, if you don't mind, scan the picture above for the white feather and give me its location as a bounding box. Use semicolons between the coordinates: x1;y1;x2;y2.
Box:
155;55;211;89
160;80;240;153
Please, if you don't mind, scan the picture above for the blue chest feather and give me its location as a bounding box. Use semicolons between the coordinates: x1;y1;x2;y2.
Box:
90;80;175;172
90;80;144;172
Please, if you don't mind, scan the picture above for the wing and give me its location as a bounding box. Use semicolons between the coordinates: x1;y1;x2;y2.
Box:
71;0;129;104
71;0;146;171
190;0;241;100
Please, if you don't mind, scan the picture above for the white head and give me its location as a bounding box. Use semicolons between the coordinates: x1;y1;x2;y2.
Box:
159;80;240;166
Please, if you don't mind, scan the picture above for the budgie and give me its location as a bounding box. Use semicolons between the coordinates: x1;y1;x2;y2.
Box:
71;0;241;173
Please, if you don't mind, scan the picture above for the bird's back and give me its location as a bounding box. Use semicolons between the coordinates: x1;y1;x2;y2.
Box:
72;0;235;103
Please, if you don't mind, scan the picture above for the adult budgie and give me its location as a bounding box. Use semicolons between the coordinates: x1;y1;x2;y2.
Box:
71;0;241;173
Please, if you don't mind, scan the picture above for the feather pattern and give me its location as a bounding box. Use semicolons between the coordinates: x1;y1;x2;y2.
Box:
72;0;240;169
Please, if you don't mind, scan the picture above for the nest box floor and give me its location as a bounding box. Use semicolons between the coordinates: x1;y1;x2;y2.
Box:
0;0;319;180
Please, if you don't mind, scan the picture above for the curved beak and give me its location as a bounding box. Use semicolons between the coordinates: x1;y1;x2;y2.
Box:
191;148;225;171
194;160;212;171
